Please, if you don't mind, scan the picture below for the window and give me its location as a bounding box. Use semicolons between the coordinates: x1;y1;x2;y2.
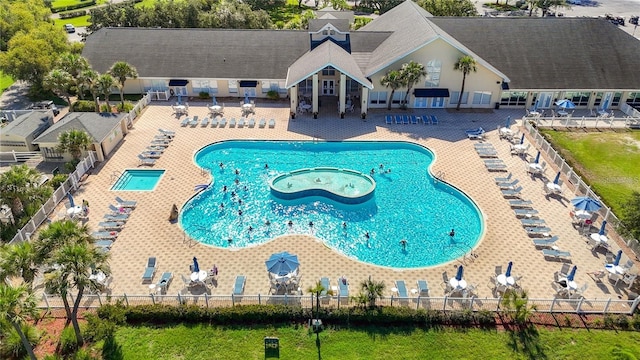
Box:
414;97;428;108
192;80;218;94
450;91;469;105
499;91;527;106
626;92;640;105
369;91;387;105
472;91;492;105
391;91;403;104
228;80;238;94
345;79;360;93
262;81;284;94
322;66;335;76
425;60;441;87
142;80;167;92
563;91;590;106
612;92;622;106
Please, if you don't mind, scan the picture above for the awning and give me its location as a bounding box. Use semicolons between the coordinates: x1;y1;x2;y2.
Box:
168;79;189;86
414;88;450;98
239;80;258;87
501;82;510;90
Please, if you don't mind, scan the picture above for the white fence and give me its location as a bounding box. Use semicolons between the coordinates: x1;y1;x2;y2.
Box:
522;120;640;256
621;103;640;118
123;92;152;128
8;152;97;245
0;150;42;163
526;115;639;130
39;292;640;315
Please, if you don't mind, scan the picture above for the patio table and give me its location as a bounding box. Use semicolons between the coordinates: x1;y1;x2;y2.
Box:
557;110;568;117
175;105;187;114
449;278;467;290
528;163;543;174
67;206;83;218
546;182;562;194
190;270;208;282
496;274;515;286
590;233;608;245
209;105;222;114
605;264;625;275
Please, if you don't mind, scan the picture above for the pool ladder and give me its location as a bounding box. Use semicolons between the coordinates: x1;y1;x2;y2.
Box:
110;170;122;184
434;170;445;184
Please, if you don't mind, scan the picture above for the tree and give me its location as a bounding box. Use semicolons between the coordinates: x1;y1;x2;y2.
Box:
0;164;52;217
418;0;477;16
45;242;110;346
307;280;333;320
532;0;567;16
109;61;138;108
453;55;477;110
57;129;93;161
380;70;403;110
400;61;427;106
0;284;39;360
43;69;73;109
358;0;404;14
96;73;115;111
359;278;385;308
57;53;90;99
501;289;536;328
80;69;101;113
620;191;640;240
0;242;40;286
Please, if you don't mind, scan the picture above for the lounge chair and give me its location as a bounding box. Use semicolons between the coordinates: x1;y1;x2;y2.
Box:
200;117;210;127
385;115;393;124
149;140;170;147
501;186;523;197
180;117;190;127
189;116;199;127
115;196;137;208
430;115;439;125
141;257;157;283
532;236;559;247
422;115;431;125
211;117;219;127
103;213;129;222
158;128;175;136
486;163;508;171
140;151;162;159
466;127;484;135
338;278;349;297
497;179;520;189
233;275;246;295
238;118;245;127
320;277;330;296
146;146;165;153
395;115;403;124
509;199;533;208
542;249;572;259
92;231;118;239
513;208;539;217
520;218;546;227
137;154;156;166
526;226;552;236
476;149;498;157
156;272;173;294
98;221;124;230
248;118;255;127
402;115;410;124
410;115;419;124
229;118;236;127
94;240;114;249
154;134;172;142
109;204;131;215
219;118;227;127
494;173;513;183
468;131;486;140
259;118;266;128
268;119;276;128
395;280;409;298
417;280;429;296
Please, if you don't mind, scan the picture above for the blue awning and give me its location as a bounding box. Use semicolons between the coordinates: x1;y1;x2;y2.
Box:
239;80;258;87
169;79;189;86
502;82;510;90
414;88;450;98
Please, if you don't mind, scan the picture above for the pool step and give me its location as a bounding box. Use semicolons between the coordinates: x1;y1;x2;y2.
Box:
111;172;133;191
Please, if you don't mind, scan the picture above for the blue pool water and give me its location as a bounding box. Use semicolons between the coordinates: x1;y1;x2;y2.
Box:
181;141;483;268
111;169;165;191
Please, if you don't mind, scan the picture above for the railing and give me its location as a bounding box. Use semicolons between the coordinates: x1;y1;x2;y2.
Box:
39;292;640;315
0;150;43;163
8;152;97;245
123;92;152;128
621;103;640;118
522;120;640;257
110;170;122;184
525;115;638;130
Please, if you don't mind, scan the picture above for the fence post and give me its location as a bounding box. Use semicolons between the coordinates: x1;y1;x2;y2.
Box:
258;293;261;305
550;297;556;312
337;295;340;309
97;294;102;307
603;298;611;313
151;294;155;305
469;296;476;310
42;293;50;311
416;296;420;310
390;295;394;307
12;150;17;162
124;293;129;307
205;293;209;308
496;296;502;312
576;298;584;313
443;296;448;312
629;297;640;315
231;294;235;306
177;293;182;305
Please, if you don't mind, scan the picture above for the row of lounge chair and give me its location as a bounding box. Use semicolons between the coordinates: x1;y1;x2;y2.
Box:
181;117;276;128
91;197;137;244
474;143;508;172
384;114;439;125
139;130;174;166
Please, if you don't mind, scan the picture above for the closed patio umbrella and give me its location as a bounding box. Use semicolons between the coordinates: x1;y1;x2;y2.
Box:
177;94;182;104
519;133;525;145
192;257;199;273
455;265;464;281
570;196;602;212
566;266;577;281
244;93;250;104
505;116;511;128
67;193;75;207
534;151;541;164
599;220;607;236
601;99;609;111
532;99;539;112
212;96;217;106
505;261;513;277
613;250;623;266
553;172;561;185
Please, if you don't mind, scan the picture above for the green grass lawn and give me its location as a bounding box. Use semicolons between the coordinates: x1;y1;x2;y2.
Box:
104;324;640;360
54;15;91;28
267;0;311;25
541;130;640;215
0;71;14;94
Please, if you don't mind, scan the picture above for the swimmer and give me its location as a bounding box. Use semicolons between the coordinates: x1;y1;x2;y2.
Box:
219;203;225;209
235;169;240;175
370;168;375;175
379;164;384;169
248;226;253;232
449;228;455;239
234;178;240;185
288;220;293;227
228;238;233;244
342;222;347;228
238;199;243;205
265;163;269;169
399;239;407;249
265;219;271;226
219;162;224;169
231;191;236;198
238;210;243;216
222;185;227;192
386;169;391;173
365;232;370;239
243;185;248;191
309;221;314;227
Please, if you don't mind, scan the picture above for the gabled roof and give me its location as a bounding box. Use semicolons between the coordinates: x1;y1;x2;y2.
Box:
309;18;350;32
33;113;125;144
83;28;310;80
315;7;354;23
2;111;52;138
431;17;640;90
285;41;373;89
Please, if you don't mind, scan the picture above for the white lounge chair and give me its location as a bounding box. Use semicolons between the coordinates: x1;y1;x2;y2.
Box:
189;116;199;127
200;117;210;127
115;196;137;208
180;117;190;127
494;173;513;183
137;154;156;166
268;119;276;128
248;118;255;127
229;118;236;127
497;179;520;189
513;208;539;217
141;257;157;283
219;118;227;127
509;199;533;208
259;118;266;128
501;186;523;197
526;226;552;236
140;151;162;159
542;249;571;259
238;118;245;127
520;218;546;227
158;128;175;136
486;163;508;171
210;117;218;127
532;236;559;248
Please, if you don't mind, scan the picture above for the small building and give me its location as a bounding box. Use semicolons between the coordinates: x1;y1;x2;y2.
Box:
0;110;54;152
32;112;128;162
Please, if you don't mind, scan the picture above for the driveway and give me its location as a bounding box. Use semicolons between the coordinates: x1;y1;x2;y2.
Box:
0;81;32;110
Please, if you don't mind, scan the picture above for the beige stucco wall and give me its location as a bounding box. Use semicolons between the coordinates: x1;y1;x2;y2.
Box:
101;122;124;158
128;79;282;100
0;133;31;152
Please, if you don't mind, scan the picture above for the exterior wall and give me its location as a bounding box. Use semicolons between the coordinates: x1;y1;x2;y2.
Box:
368;38;503;109
126;78;288;100
101;123;125;158
0;133;30;152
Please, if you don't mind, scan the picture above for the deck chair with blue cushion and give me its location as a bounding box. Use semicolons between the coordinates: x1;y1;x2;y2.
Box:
320;277;330;296
513;208;539;217
115;196;137;208
141;257;157;283
233;275;246;295
533;236;559;248
430;115;439;124
248;118;255;127
258;118;266;128
338;278;349;297
394;115;403;124
94;240;114;249
542;248;572;259
417;280;429;296
410;115;419;124
156;272;173;294
494;173;512;183
422;115;431;125
402;115;410;124
211;117;219;127
385;115;393;124
395;280;409;298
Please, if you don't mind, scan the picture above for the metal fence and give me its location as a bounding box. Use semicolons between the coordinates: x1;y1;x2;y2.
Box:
8;152;97;245
522;120;640;256
39;292;640;315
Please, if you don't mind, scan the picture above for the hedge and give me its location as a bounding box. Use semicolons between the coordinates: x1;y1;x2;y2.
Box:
51;0;96;13
59;10;88;19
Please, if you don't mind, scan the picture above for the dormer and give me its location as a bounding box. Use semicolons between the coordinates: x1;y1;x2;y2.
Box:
309;22;351;53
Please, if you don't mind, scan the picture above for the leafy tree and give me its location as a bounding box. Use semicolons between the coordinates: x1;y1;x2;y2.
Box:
0;284;39;360
57;129;93;161
358;0;404;13
418;0;477;16
307;281;333;319
400;61;427;106
57;53;90;100
0;164;52;217
532;0;567;16
0;242;40;286
96;73;115;111
36;220;93;261
0;0;52;52
43;69;73;109
109;61;138;108
359;278;385;308
453;55;477;110
80;69;101;113
620;191;640;240
501;289;536;328
380;70;403;110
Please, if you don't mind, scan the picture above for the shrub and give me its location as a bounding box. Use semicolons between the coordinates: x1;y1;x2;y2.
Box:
59;326;79;355
632;313;640;330
198;91;210;99
0;323;40;360
615;314;630;330
266;90;279;100
83;313;117;342
115;101;134;113
100;104;112;113
50;174;68;189
64;159;80;173
59;10;87;19
604;314;616;329
447;309;474;326
72;100;96;112
475;310;496;327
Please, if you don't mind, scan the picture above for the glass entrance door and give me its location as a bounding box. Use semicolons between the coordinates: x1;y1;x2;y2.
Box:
538;92;554;108
322;80;335;95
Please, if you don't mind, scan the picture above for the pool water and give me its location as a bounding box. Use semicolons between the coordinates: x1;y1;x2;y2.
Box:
181;141;483;268
111;169;165;191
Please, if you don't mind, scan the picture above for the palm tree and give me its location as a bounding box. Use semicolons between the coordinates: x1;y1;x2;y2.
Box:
307;280;333;320
400;61;427;106
380;70;403;110
501;289;536;328
0;164;52;217
57;129;93;161
453;55;477;110
45;242;110;346
0;242;40;286
43;69;73;110
57;53;90;99
0;284;39;360
359;278;385;308
36;220;93;263
80;69;101;112
96;73;115;111
109;61;138;107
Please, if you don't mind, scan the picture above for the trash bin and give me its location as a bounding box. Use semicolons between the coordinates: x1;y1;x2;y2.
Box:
494;102;500;110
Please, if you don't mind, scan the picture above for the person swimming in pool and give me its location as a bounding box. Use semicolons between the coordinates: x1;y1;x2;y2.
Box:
222;185;227;192
288;220;293;227
399;239;407;250
219;162;224;169
235;169;240;175
370;168;375;175
365;232;370;239
449;229;455;239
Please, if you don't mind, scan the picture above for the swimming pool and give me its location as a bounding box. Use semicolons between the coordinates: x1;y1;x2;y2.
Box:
181;141;484;268
111;169;165;191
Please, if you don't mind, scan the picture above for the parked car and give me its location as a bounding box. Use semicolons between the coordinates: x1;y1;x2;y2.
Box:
64;24;76;33
29;101;60;116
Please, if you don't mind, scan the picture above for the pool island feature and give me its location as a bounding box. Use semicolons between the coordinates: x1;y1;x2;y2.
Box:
269;167;375;204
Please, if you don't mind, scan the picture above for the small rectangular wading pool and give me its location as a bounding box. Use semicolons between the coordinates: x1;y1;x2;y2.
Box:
111;169;165;191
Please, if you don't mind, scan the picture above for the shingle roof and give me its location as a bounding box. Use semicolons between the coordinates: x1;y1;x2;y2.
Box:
33;113;125;144
309;18;350;32
2;111;52;138
431;17;640;90
83;28;311;80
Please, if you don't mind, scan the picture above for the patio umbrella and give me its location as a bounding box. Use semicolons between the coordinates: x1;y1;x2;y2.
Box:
505;261;513;277
599;220;608;236
555;99;576;109
566;266;577;282
613;250;622;266
519;133;525;145
553;172;561;185
534;151;541;164
212;96;217;106
455;265;464;281
505;116;511;128
192;257;199;273
265;251;299;276
66;193;75;207
177;94;182;104
570;196;602;212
